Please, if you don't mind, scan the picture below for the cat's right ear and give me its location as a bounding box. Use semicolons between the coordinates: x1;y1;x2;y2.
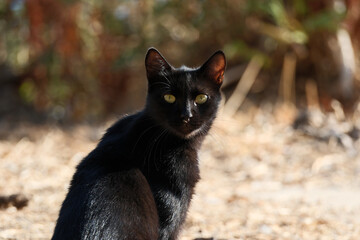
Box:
199;50;226;87
145;48;172;81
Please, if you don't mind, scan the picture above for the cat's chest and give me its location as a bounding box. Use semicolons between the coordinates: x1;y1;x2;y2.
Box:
142;144;200;185
141;144;200;205
148;169;196;239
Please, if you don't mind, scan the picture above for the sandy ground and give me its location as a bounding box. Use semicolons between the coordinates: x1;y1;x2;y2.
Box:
0;109;359;240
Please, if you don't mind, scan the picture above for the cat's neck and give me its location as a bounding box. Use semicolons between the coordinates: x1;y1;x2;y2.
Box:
135;111;201;189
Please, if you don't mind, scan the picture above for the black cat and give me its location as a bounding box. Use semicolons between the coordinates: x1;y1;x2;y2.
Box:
52;48;226;240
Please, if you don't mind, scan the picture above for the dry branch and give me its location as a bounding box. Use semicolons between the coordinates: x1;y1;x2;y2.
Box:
223;56;264;117
279;52;296;104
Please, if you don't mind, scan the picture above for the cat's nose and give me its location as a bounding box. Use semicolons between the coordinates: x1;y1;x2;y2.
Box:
181;102;193;124
182;117;191;124
180;111;193;124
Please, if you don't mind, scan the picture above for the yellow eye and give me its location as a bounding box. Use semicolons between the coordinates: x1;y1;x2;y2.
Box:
195;94;208;104
164;94;176;103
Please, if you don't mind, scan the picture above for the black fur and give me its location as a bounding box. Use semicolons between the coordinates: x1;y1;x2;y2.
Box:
52;48;226;240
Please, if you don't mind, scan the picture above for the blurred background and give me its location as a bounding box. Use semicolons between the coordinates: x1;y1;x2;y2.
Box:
1;0;360;239
1;0;360;122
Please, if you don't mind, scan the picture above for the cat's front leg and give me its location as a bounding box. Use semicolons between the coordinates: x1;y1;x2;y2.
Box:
154;188;191;240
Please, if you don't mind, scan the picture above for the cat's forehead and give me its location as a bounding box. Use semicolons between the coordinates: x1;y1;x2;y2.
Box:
157;66;215;94
171;67;197;81
178;65;195;71
168;68;198;89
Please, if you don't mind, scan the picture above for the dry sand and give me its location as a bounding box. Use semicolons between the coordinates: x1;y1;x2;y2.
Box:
0;109;359;239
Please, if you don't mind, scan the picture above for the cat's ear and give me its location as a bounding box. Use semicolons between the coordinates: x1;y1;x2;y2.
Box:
145;48;172;80
200;50;226;86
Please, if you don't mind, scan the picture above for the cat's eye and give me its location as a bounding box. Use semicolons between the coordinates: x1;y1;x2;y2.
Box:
164;94;176;103
195;94;208;105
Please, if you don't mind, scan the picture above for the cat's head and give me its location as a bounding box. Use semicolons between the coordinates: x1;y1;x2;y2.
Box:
144;48;226;139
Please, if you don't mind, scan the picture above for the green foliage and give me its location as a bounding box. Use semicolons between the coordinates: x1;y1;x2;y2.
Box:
303;9;345;32
224;40;270;66
0;0;352;120
19;81;36;104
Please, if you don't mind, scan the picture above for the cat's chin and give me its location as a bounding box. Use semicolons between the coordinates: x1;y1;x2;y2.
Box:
183;127;205;139
169;125;205;139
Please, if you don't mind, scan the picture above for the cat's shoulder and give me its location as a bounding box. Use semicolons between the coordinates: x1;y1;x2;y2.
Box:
105;111;143;134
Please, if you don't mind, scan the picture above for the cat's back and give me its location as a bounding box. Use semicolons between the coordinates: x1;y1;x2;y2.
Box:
74;112;143;179
52;112;159;240
80;168;159;240
52;168;159;240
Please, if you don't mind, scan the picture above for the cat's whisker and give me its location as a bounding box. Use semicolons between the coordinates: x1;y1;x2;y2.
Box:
142;126;161;170
150;82;171;90
144;140;154;174
151;82;170;86
144;128;167;173
207;131;226;151
214;117;243;127
142;131;157;173
153;129;168;171
131;124;160;155
161;73;172;85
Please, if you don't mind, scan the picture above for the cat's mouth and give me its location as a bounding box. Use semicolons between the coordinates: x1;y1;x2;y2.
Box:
168;121;204;139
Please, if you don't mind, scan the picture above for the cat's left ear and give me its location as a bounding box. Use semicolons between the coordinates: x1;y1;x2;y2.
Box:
199;50;226;86
145;48;172;81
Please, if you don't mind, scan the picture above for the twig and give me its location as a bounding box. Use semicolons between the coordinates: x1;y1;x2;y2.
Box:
305;79;320;109
223;56;264;117
279;52;296;104
337;28;355;98
221;64;247;89
0;194;29;210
